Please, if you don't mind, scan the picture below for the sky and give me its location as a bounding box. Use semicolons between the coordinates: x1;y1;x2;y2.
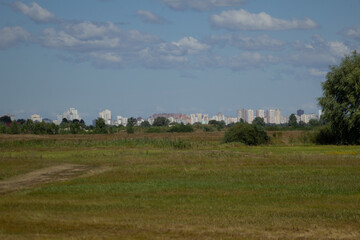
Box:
0;0;359;123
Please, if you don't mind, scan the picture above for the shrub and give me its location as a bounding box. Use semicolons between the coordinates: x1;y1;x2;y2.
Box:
224;123;269;145
168;124;194;133
313;124;337;144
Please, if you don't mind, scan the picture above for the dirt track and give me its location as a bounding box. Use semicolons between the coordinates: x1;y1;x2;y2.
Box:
0;164;96;194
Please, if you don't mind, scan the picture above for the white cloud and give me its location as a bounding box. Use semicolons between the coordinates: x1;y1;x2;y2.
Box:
290;36;351;67
343;25;360;40
62;21;121;40
211;9;318;31
171;36;210;54
209;34;285;50
309;68;327;77
139;47;189;69
161;0;247;11
12;1;57;23
134;37;209;69
0;26;30;49
40;21;160;52
136;10;168;24
200;52;279;70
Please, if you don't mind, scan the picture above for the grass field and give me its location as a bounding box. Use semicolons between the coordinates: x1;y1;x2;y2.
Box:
0;131;360;239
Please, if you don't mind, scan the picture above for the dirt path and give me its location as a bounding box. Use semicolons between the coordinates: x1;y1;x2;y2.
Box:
0;164;99;194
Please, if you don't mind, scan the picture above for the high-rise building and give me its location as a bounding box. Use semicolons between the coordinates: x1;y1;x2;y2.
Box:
245;109;254;123
237;109;246;122
256;109;265;119
203;114;209;124
266;109;275;124
31;114;42;123
275;109;281;124
57;108;81;124
297;109;304;116
99;109;112;125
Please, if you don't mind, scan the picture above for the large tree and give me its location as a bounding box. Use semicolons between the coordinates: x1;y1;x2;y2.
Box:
152;117;170;127
318;51;360;144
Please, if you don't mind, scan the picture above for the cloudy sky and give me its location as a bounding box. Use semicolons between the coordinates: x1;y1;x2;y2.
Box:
1;0;359;123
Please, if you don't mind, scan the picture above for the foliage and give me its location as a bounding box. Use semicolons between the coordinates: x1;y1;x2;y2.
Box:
0;115;11;124
318;51;360;144
127;117;137;127
9;121;21;134
126;126;134;134
252;117;265;127
152;117;170;127
95;118;107;134
208;120;225;131
203;125;214;132
288;114;298;127
168;123;194;133
313;124;337;145
224;123;269;145
140;120;151;127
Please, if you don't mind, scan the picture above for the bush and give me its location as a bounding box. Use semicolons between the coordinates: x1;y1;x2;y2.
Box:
224;123;269;145
126;126;134;134
168;124;194;133
313;125;337;144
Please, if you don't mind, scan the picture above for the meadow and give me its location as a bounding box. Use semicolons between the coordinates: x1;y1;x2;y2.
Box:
0;131;359;239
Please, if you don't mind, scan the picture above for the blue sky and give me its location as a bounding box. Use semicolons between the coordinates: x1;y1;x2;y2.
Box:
1;0;359;123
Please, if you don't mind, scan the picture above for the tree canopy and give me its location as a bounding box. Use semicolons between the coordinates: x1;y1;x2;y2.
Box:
252;117;265;127
152;117;170;127
318;51;360;144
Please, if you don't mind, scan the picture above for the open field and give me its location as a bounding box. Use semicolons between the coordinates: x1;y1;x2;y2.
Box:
0;132;360;239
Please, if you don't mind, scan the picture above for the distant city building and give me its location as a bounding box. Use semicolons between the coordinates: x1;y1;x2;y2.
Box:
31;114;42;123
114;116;127;126
99;109;112;125
297;109;304;116
237;109;246;122
275;109;281;124
300;113;318;124
57;108;81;124
266;109;276;124
245;109;254;123
256;109;265;119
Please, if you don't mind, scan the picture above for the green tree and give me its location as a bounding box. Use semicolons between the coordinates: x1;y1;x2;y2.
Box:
288;114;298;127
152;117;170;127
224;123;269;145
9;121;21;134
308;119;321;127
252;117;265;127
95;118;107;134
23;119;34;134
140;120;151;127
127;117;137;127
0;115;11;124
318;51;360;144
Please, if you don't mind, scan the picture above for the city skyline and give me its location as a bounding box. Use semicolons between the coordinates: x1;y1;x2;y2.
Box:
1;1;359;122
14;107;318;126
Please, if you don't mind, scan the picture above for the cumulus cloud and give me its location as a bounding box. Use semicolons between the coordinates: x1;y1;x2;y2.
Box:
290;35;351;67
137;36;209;68
161;0;247;11
209;34;285;50
0;26;30;49
40;21;160;52
171;36;210;54
136;10;169;24
200;52;279;70
12;1;58;23
309;68;327;77
342;25;360;40
211;9;318;31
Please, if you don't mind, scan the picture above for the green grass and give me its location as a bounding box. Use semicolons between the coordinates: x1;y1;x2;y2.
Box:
0;132;360;239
